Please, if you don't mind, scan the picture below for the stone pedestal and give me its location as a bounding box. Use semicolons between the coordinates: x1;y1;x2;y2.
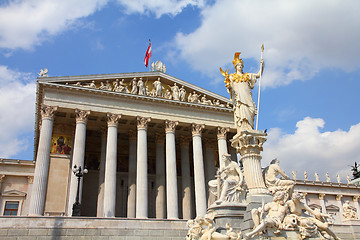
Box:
207;202;247;233
230;130;273;233
231;130;269;196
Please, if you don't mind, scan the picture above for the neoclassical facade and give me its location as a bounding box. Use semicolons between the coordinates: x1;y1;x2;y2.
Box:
28;71;237;219
1;71;359;229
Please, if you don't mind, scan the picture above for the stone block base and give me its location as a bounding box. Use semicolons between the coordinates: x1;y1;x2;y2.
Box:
207;202;247;233
0;216;187;240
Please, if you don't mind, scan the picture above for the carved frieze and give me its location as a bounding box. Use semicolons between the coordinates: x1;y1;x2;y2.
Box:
61;78;231;109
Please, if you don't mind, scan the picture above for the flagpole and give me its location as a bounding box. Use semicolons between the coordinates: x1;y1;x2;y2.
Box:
255;44;264;131
149;39;151;72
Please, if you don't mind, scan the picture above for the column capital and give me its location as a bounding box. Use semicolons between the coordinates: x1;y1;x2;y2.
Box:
0;174;5;183
27;176;34;184
40;105;57;120
192;123;205;137
137;116;151;130
319;193;326;200
75;109;90;124
217;127;230;140
129;130;137;140
179;135;191;146
165;120;178;134
353;196;360;202
155;132;165;144
336;194;343;201
107;113;121;127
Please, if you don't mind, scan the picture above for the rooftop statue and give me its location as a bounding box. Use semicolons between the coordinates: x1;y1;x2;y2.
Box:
38;68;48;77
220;52;263;135
351;162;360;179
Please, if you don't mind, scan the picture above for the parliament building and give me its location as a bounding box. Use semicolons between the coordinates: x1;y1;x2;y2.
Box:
0;69;360;239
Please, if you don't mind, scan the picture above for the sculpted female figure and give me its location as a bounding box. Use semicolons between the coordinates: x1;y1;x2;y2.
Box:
221;52;263;134
214;154;244;205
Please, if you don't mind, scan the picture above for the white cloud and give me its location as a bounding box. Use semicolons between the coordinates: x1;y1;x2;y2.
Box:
0;66;36;157
0;0;108;50
262;117;360;182
174;0;360;87
116;0;205;18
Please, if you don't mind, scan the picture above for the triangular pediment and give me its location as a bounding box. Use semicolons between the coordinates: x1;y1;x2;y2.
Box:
308;203;322;210
1;190;27;197
326;204;340;211
37;71;232;109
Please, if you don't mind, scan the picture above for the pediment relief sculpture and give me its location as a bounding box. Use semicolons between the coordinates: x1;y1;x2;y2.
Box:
58;77;231;108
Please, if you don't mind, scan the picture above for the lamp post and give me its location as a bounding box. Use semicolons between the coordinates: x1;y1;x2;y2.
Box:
72;165;88;216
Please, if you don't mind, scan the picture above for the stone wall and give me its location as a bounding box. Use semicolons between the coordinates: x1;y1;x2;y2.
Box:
1;216;360;239
0;216;188;240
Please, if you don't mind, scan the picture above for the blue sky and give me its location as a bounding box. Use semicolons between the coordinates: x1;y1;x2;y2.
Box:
1;0;360;182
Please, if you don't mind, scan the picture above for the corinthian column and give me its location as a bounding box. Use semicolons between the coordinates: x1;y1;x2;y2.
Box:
217;127;229;170
353;196;360;219
165;120;179;219
233;131;269;196
204;139;216;207
180;136;192;219
0;175;6;212
127;130;137;218
103;113;121;217
136;116;151;218
319;193;327;214
97;128;107;217
29;105;57;216
192;123;207;217
67;109;90;216
155;133;166;219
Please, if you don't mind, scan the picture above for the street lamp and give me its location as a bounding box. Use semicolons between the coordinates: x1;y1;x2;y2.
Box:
72;164;88;216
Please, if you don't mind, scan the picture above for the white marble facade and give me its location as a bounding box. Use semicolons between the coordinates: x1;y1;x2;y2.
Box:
28;72;235;219
1;71;360;224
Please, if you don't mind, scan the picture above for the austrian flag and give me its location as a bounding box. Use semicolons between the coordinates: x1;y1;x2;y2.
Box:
144;41;151;67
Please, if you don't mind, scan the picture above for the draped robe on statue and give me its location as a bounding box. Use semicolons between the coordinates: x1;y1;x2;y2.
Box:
229;73;257;131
